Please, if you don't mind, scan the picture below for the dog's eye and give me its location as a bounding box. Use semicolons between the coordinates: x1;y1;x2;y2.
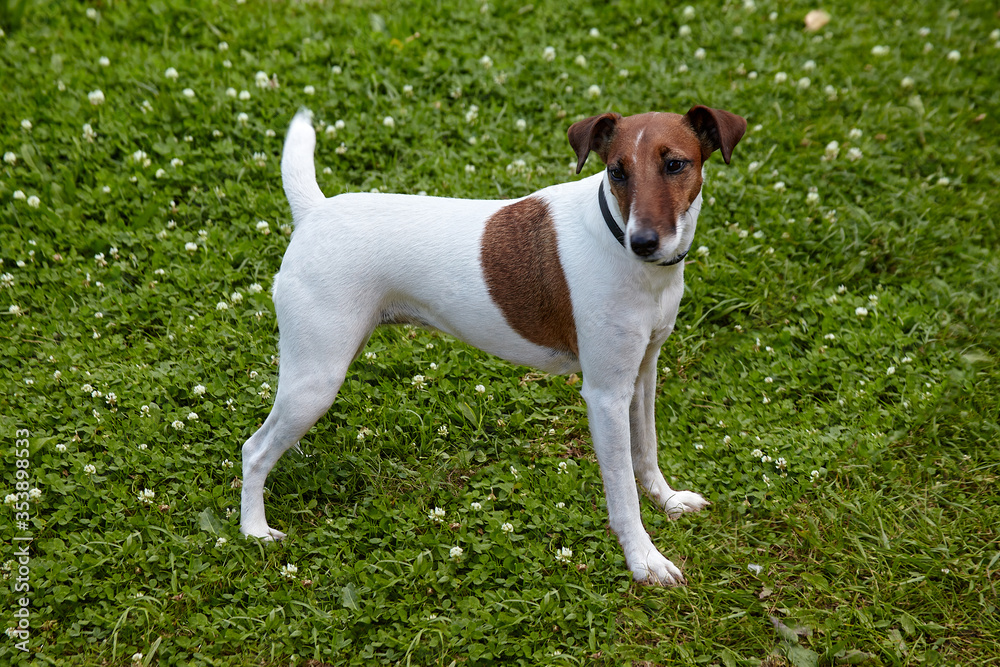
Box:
665;160;687;174
608;166;626;182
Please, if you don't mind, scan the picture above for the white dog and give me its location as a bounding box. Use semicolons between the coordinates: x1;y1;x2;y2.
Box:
241;105;745;585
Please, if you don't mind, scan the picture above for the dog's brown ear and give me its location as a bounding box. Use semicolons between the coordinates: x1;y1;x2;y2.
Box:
567;112;622;174
685;106;747;165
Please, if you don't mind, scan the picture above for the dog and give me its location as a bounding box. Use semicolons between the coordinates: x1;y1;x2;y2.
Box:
240;105;746;585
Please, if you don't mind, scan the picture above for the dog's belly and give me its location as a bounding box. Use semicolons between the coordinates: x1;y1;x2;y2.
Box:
380;302;581;375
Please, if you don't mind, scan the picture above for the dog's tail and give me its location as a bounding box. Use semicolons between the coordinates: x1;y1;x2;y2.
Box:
281;109;325;220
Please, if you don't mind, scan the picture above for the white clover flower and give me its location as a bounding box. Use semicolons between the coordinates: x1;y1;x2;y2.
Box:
56;443;67;452
774;71;787;84
28;488;41;501
82;123;97;142
586;84;601;98
679;25;691;37
27;195;40;208
557;461;568;475
138;443;148;450
255;220;270;234
589;27;600;37
802;59;816;72
871;45;890;56
331;65;342;74
412;374;425;389
806;190;820;205
515;118;527;131
797;77;811;89
237;112;249;126
216;537;227;547
848;128;863;140
887;366;896;375
21;119;32;131
303;85;315;95
193;384;206;396
694;47;706;60
449;545;464;560
13;190;26;201
171;420;185;430
165;67;179;80
555;547;573;563
88;89;106;105
470;501;482;510
3;151;15;165
280;563;298;579
824;140;840;161
479;55;493;69
216;301;229;311
855;306;869;317
500;522;515;534
543;46;556;61
84;464;97;475
170;158;183;168
383;116;395;128
574;54;587;67
181;88;195;99
238;90;251;100
86;7;98;19
222;459;233;469
185;242;198;252
137;489;155;505
946;50;960;63
255;71;270;87
846;147;863;161
429;506;446;523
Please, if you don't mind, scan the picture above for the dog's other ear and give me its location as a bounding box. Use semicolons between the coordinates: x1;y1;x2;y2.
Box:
567;112;622;174
685;106;747;165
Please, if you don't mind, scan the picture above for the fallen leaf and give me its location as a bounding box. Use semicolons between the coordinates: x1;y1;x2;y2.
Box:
804;9;831;32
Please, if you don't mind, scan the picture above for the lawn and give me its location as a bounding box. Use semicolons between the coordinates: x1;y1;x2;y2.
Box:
2;0;999;665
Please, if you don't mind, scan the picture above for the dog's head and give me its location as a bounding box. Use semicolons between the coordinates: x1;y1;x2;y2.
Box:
568;106;746;264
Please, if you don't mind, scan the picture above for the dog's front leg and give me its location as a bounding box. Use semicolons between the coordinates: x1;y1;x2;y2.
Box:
581;352;686;586
629;342;709;517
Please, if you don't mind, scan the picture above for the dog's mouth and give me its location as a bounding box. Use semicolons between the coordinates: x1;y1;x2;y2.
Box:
639;246;689;266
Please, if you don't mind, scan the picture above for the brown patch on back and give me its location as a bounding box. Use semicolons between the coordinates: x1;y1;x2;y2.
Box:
481;197;578;356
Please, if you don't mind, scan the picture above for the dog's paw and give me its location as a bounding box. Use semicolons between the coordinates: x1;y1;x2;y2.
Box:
241;525;287;542
663;490;710;519
630;550;686;587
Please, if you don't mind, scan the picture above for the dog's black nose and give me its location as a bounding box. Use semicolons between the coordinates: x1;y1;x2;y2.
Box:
630;229;659;257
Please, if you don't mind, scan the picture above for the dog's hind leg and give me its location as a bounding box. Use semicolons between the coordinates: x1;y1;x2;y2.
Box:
630;342;709;518
240;313;372;541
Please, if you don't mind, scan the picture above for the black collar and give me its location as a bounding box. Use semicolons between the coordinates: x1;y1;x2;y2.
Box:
598;181;688;267
598;180;626;247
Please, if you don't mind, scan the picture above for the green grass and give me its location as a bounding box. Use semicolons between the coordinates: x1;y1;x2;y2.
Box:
2;0;999;665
